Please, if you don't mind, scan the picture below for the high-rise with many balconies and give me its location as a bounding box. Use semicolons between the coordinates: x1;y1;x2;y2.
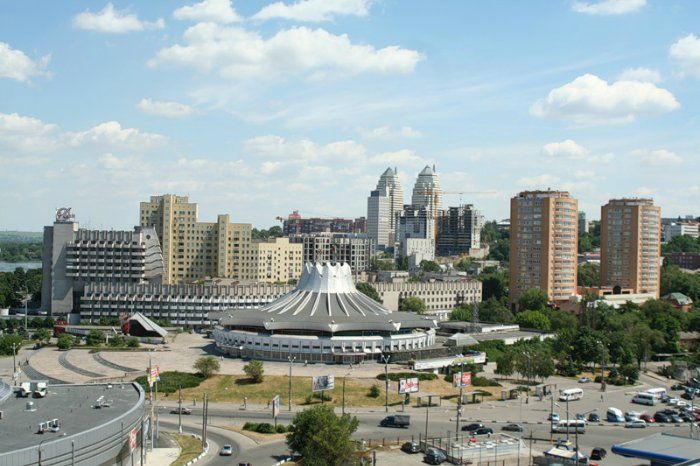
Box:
139;195;252;284
367;167;403;249
509;190;578;310
600;198;661;297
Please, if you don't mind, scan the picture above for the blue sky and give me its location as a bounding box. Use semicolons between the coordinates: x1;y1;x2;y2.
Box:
1;0;699;231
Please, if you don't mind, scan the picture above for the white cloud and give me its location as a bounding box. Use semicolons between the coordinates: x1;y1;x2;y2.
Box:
541;139;589;158
572;0;646;15
138;98;195;118
253;0;371;22
632;186;653;196
244;134;366;162
370;149;422;166
99;153;127;170
617;67;661;83
670;34;700;79
73;3;164;34
360;125;422;140
0;42;50;82
260;161;281;175
0;112;59;151
530;73;679;124
149;24;423;80
64;121;167;150
574;170;595;178
631;148;682;165
173;0;242;23
517;174;560;187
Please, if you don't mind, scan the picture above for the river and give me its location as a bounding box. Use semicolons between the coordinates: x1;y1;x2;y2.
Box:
0;261;42;272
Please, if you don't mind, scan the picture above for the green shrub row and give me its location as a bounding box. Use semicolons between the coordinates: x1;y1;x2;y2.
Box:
243;422;291;434
376;372;437;382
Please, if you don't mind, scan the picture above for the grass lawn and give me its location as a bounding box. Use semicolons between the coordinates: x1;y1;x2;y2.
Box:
157;374;501;407
170;433;203;466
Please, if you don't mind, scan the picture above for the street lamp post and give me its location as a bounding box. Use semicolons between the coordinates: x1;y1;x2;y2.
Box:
380;355;390;413
287;356;296;411
455;362;464;437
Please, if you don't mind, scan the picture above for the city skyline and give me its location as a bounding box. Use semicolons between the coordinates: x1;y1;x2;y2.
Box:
2;0;700;231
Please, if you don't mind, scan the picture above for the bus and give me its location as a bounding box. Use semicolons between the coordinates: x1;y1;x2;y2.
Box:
632;392;657;406
559;388;584;402
645;388;668;400
551;419;586;434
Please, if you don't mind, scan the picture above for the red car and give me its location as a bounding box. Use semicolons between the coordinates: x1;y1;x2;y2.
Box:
640;413;656;423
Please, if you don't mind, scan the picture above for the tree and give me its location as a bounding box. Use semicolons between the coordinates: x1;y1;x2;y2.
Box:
478;269;508;301
86;329;105;346
577;263;600;287
243;359;264;383
32;328;51;345
419;260;441;273
0;334;22;356
487;238;509;262
57;333;74;350
127;337;140;348
399;296;426;314
662;234;700;254
395;255;409;271
287;405;359;466
194;356;221;379
478;298;514;323
518;288;548;312
356;282;381;303
515;310;551;331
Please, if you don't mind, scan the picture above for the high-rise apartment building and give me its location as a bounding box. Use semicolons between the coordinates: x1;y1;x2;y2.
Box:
249;237;303;284
396;205;435;266
140;195;252;284
437;205;484;256
600;198;661;297
282;213;367;235
366;168;403;249
367;189;391;249
288;233;375;272
509;190;578;309
578;211;589;234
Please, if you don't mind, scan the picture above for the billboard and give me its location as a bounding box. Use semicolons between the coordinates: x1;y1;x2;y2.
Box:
398;377;420;394
272;394;280;418
312;375;335;392
453;372;472;388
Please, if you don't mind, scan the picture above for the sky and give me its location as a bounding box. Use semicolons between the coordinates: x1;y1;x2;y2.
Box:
1;0;699;231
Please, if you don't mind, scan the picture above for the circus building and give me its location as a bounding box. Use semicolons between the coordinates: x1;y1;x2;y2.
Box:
213;263;438;363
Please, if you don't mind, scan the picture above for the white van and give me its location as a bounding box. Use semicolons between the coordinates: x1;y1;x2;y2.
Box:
559;388;584;402
646;388;668;400
607;407;625;422
551;419;586;434
632;392;657;406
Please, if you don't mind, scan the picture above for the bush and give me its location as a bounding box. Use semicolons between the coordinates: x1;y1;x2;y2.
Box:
472;376;501;387
86;330;105;346
275;424;288;433
368;384;381;398
243;422;258;431
193;356;220;378
134;371;206;394
243;360;264;383
256;423;275;434
126;337;140;348
57;333;74;350
108;335;125;347
376;372;437;382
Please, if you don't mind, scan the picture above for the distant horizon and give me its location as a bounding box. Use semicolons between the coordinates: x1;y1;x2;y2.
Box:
1;0;699;230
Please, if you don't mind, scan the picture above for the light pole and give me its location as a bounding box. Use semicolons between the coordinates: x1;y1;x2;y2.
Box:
11;342;17;384
455;362;464;437
342;368;352;415
287;356;296;411
380;355;390;413
597;340;606;392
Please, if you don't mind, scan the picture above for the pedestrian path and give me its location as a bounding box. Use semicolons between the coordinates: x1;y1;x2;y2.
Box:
58;351;105;378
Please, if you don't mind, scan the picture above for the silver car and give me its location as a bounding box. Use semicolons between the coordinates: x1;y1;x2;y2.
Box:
220;444;234;456
624;420;647;429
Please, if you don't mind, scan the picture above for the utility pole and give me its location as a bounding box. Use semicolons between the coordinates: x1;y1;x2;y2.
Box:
566;398;570;442
424;402;430;448
549;394;554;441
381;355;390;413
342;376;347;415
201;393;208;448
288;356;295;411
11;342;17;384
455;362;464;437
178;386;182;434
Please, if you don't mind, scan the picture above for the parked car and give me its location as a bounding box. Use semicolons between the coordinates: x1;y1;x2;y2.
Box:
590;448;607;460
588;413;600;422
470;427;494;436
170;407;192;415
220;445;234;456
671;384;686;391
654;412;672;423
380;415;410;428
640;413;656;423
625;411;642;422
502;424;524;432
461;423;485;432
667;397;681;405
575;413;585;420
548;413;560;422
578;377;592;383
625;420;647;428
670;413;683;423
401;441;420;454
424;448;447;465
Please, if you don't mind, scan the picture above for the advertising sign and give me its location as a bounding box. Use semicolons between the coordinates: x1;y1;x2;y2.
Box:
312;375;335;392
453;372;472;388
272;394;280;418
128;427;138;451
398;377;420;394
148;366;161;387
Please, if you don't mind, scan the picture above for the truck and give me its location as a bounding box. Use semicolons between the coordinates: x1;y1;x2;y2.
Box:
380;415;410;428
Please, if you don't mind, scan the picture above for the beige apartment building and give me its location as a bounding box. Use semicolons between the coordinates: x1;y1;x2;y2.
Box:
600;198;661;297
509;190;578;310
140;195;253;284
249;237;303;283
